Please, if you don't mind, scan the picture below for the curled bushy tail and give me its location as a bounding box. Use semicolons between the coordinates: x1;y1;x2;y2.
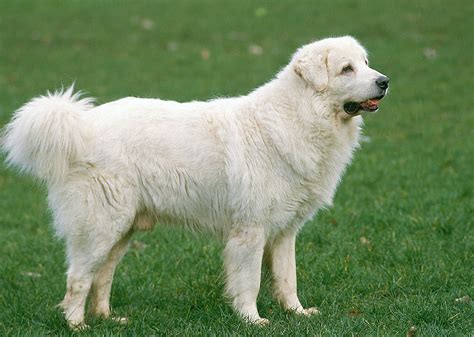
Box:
1;86;94;184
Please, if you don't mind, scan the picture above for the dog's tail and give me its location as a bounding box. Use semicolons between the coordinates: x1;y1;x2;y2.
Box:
1;85;94;184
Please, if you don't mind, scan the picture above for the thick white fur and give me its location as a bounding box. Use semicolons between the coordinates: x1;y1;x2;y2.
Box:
2;86;94;184
1;36;387;328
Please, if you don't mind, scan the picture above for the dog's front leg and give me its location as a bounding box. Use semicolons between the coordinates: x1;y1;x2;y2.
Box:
224;226;268;325
269;228;320;316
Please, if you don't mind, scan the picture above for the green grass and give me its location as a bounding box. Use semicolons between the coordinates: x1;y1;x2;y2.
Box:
0;0;473;335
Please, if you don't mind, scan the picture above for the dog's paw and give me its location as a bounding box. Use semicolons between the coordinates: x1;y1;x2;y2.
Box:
69;322;90;331
252;317;270;326
111;316;129;324
243;314;270;326
296;307;320;316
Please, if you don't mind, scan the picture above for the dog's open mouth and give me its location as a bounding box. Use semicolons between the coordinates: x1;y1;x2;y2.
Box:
343;95;385;115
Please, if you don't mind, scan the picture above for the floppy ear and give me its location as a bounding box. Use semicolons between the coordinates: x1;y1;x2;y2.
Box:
293;50;328;92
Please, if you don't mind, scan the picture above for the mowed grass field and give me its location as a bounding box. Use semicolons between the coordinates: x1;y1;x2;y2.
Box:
0;0;472;335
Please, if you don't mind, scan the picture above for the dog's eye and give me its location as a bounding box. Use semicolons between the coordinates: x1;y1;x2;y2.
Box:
364;59;368;65
341;65;353;74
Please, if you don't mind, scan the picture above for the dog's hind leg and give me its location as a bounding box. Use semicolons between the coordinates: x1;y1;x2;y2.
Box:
49;168;138;329
60;223;133;330
89;229;133;323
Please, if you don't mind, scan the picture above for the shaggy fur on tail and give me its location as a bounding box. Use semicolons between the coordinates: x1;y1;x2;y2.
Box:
1;86;93;184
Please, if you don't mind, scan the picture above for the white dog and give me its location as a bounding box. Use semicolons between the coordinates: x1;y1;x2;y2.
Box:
2;36;389;329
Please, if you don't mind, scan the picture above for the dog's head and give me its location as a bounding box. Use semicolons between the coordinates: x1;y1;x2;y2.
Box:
293;36;389;116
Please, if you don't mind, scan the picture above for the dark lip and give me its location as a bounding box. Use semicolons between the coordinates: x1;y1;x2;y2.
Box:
343;92;386;115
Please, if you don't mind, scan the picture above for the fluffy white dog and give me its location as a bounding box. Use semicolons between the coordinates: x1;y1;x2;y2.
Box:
2;36;389;329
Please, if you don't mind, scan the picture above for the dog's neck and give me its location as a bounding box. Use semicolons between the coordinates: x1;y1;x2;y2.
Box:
246;67;362;180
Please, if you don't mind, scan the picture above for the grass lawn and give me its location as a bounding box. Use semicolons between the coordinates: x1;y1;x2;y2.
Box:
0;0;472;335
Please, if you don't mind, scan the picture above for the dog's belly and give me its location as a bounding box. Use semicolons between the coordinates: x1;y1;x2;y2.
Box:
138;168;233;234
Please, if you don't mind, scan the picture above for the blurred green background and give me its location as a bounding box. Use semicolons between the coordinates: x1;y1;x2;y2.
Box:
0;0;472;335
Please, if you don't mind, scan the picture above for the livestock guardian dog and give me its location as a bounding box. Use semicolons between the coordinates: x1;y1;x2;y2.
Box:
2;36;389;329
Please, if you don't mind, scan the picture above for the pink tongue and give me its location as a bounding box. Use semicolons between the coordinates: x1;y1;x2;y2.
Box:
362;99;379;109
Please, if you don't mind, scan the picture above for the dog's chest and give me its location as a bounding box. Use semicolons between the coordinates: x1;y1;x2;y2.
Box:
310;119;360;199
254;113;362;230
282;119;361;224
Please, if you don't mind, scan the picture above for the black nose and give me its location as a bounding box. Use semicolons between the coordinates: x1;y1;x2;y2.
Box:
376;75;390;90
